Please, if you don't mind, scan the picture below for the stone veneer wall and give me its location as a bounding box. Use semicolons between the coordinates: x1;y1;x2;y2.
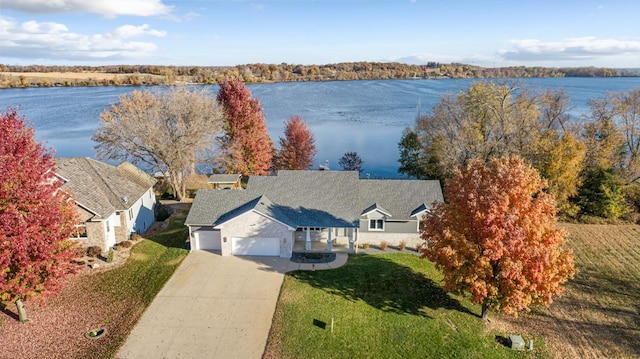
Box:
85;221;107;253
114;211;129;244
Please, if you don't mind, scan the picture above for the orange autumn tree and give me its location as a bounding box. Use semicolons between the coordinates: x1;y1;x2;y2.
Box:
420;156;576;319
274;116;317;170
217;78;273;176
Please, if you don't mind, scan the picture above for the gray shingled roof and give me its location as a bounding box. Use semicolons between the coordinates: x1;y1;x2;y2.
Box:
55;158;156;219
187;170;361;228
358;179;442;220
186;170;443;228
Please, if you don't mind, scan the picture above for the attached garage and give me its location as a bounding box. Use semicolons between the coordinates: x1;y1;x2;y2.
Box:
194;229;221;251
231;237;280;256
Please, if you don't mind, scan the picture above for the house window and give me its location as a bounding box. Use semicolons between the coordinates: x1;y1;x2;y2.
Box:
71;223;88;239
106;219;110;232
369;219;384;231
129;208;133;220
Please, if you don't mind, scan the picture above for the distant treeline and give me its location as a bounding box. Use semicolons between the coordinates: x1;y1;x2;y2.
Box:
1;62;638;88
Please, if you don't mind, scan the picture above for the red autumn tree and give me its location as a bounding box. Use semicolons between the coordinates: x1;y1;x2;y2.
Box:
0;108;80;322
217;78;273;176
274;116;317;170
420;156;576;319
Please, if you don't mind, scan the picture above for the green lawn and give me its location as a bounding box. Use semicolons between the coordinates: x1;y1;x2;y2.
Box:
265;253;547;359
86;208;190;358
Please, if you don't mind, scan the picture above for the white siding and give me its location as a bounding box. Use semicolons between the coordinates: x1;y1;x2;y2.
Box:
104;212;119;249
218;210;293;257
126;188;156;236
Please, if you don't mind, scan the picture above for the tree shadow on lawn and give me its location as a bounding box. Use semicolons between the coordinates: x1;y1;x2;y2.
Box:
145;211;190;250
290;254;475;318
0;306;19;321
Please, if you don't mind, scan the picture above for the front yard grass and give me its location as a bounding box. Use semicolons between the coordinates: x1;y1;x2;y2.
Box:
264;253;546;359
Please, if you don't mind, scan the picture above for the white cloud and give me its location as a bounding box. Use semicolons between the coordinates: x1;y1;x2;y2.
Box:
0;17;166;62
1;0;172;17
498;37;640;63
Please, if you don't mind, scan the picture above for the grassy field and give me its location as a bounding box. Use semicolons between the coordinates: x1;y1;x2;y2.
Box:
264;253;547;359
0;71;167;87
265;223;640;359
0;206;190;359
496;224;640;359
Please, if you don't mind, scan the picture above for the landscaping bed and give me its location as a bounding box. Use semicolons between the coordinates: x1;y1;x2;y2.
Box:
0;205;190;359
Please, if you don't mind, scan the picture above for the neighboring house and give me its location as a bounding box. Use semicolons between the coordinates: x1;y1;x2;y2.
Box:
185;170;443;257
55;158;157;253
208;174;242;189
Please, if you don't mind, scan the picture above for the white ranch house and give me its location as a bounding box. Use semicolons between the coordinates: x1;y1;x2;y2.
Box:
185;170;443;257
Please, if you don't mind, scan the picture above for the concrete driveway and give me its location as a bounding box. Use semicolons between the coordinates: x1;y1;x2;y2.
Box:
116;250;290;359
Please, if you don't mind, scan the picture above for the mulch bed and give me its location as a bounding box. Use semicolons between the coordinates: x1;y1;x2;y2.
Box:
0;242;139;359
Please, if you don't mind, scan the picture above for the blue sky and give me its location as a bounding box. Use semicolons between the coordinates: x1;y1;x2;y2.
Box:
1;0;639;68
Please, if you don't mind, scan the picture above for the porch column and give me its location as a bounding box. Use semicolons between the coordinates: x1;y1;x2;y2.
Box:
305;227;311;250
349;228;355;253
327;228;333;251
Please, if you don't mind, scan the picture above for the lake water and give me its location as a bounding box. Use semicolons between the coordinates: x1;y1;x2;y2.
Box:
2;78;640;177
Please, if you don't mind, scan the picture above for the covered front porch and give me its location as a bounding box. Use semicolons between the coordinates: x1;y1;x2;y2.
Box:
292;226;357;253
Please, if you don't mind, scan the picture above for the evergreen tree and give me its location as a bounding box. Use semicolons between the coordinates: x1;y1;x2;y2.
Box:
577;167;630;219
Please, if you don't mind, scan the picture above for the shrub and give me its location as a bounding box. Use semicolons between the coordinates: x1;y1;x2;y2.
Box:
131;233;143;241
119;240;133;249
379;240;388;251
86;246;101;258
106;248;114;263
156;205;171;222
160;188;174;199
399;240;407;251
360;243;370;249
416;242;422;252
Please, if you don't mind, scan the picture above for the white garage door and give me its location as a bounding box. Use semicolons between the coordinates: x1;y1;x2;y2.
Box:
195;229;221;250
231;237;280;256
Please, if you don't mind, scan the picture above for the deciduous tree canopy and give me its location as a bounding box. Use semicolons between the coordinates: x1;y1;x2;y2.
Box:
217;78;273;176
0;108;80;322
412;82;586;216
273;116;317;170
93;87;222;201
338;152;364;173
420;156;576;318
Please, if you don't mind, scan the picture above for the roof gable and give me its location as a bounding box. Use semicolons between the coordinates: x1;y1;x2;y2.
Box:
361;203;392;217
186;171;443;228
55;158;156;219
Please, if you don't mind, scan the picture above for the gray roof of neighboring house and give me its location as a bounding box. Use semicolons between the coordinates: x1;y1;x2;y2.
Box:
55;158;156;219
186;170;443;228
